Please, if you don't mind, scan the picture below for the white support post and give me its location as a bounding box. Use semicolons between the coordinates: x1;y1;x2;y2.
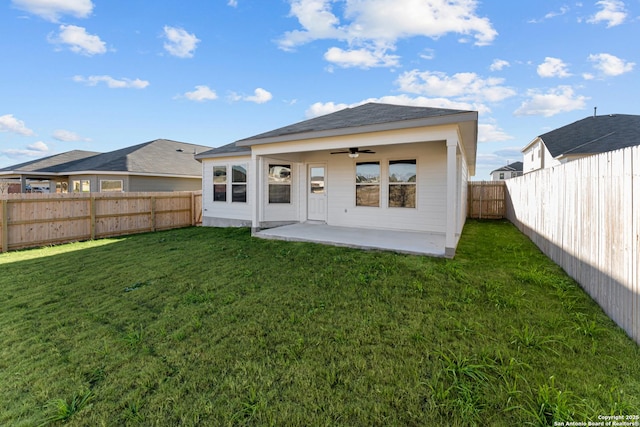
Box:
251;155;261;233
445;138;458;258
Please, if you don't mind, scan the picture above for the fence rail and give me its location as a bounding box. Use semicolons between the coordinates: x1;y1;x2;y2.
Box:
0;191;202;253
467;181;506;219
505;147;639;345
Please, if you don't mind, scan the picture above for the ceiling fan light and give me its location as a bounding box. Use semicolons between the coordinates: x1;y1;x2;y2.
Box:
348;152;359;158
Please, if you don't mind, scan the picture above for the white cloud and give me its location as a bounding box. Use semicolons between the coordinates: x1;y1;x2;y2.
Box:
52;129;91;142
515;86;588;117
278;0;497;67
478;123;513;143
489;59;510;71
163;26;200;58
11;0;93;22
182;85;218;102
528;6;570;23
537;57;572;78
245;88;273;104
49;25;106;56
396;70;516;103
324;46;399;68
228;0;238;6
228;88;273;104
1;141;49;158
588;53;635;76
73;75;150;89
305;94;488;119
587;0;627;27
0;114;35;136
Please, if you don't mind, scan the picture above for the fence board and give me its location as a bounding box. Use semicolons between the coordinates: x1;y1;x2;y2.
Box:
0;191;202;252
505;147;639;345
467;181;506;219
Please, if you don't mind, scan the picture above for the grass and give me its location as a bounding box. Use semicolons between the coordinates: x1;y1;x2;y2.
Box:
0;219;638;426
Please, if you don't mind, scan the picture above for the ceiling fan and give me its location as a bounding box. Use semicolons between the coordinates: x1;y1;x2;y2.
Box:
330;147;376;158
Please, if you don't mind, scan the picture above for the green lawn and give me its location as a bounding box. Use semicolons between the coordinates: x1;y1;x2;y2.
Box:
0;220;638;426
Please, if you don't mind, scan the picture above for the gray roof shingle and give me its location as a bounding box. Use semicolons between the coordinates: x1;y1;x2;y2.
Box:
1;139;213;176
540;114;640;158
238;102;473;143
491;161;523;173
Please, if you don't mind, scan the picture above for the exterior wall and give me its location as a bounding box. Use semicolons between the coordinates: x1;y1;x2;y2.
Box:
457;150;469;238
319;142;447;233
201;156;253;226
523;139;560;173
129;176;201;192
491;170;523;181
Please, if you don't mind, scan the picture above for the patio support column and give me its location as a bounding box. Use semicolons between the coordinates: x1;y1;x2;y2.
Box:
20;175;27;193
445;138;458;258
251;155;261;233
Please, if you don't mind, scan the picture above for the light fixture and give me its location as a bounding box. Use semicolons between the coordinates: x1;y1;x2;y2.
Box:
348;152;359;158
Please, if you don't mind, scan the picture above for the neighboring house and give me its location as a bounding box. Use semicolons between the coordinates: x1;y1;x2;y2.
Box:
490;161;523;181
196;103;478;257
522;113;640;173
0;139;212;193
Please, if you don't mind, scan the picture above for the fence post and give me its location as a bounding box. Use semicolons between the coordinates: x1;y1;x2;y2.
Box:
1;199;8;253
90;196;96;240
191;192;195;226
151;196;156;232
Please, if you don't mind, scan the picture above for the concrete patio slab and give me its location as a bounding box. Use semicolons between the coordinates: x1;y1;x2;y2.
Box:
254;223;446;256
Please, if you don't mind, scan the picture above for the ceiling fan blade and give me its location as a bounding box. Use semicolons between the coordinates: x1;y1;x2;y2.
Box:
330;150;349;154
359;149;375;154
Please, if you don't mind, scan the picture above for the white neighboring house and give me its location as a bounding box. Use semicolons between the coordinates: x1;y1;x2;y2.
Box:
490;162;523;181
522;114;640;173
195;103;478;258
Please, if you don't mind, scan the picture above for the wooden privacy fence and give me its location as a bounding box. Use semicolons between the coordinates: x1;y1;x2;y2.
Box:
505;146;639;345
0;191;202;253
467;181;506;219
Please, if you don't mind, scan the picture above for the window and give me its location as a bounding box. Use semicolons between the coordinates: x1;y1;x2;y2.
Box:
388;160;416;208
100;180;123;192
356;161;380;207
55;182;68;193
213;166;227;202
268;164;291;203
231;165;247;203
72;180;90;193
499;172;505;179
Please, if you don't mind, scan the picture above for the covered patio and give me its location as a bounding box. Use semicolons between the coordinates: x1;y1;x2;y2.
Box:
253;222;446;256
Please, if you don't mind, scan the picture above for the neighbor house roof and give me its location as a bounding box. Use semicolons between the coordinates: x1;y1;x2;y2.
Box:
0;150;100;173
533;114;640;158
491;161;523;174
196;103;478;173
0;139;212;178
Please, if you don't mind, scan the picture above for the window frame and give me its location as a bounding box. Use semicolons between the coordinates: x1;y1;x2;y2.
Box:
268;164;292;204
72;179;91;193
355;161;380;207
213;165;227;202
231;164;247;203
388;159;417;208
99;179;123;192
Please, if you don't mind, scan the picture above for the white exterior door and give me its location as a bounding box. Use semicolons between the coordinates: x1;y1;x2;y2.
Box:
307;164;326;221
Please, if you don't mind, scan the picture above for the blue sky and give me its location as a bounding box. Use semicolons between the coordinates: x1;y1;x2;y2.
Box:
1;0;638;179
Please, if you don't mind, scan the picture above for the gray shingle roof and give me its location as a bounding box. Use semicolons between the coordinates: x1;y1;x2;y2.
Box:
491;161;523;173
0;150;100;172
540;114;640;158
1;139;213;176
238;102;473;143
196;102;475;158
194;142;251;160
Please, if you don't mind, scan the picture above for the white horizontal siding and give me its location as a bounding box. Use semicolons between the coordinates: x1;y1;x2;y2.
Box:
201;156;253;223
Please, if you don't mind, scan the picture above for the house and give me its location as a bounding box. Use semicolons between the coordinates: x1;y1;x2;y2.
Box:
490;161;523;181
522;113;640;173
195;103;478;257
0;139;212;193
